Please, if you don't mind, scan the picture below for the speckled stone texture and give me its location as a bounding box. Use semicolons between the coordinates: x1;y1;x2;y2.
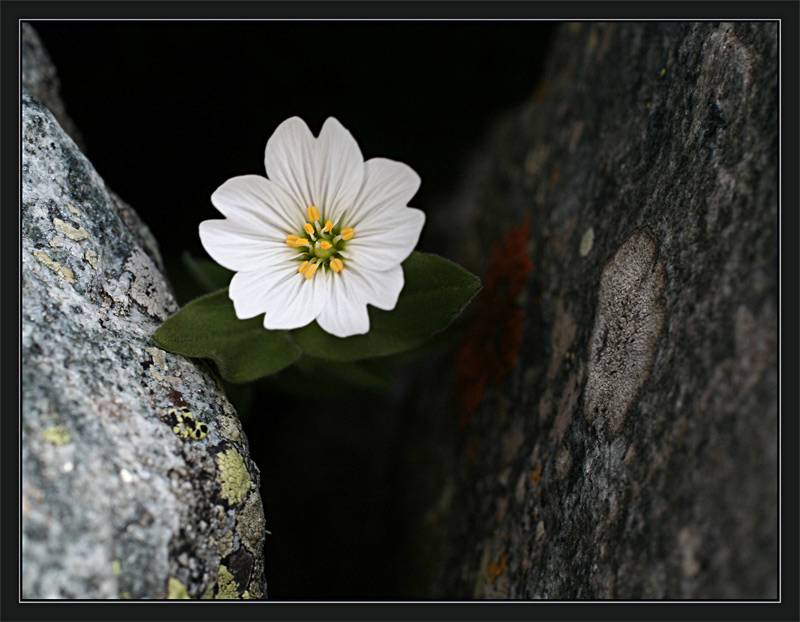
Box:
406;22;777;599
21;36;267;598
21;22;83;150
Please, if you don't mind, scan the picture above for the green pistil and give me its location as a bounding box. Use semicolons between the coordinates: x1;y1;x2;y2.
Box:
312;244;337;261
294;219;349;269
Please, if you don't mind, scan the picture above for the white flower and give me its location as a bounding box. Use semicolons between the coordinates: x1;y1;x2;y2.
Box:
199;117;426;338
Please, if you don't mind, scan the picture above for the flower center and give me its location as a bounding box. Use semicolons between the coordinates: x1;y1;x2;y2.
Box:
285;205;354;279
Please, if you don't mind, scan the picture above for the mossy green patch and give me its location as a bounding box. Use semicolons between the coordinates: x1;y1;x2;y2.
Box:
216;447;251;505
167;406;209;440
43;425;70;446
168;577;189;599
215;564;241;599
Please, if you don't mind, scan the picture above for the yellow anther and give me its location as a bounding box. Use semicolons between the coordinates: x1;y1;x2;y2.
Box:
298;261;309;274
341;227;354;241
330;258;344;273
319;240;333;250
303;223;315;236
306;206;320;222
286;235;310;248
303;262;318;279
324;220;333;232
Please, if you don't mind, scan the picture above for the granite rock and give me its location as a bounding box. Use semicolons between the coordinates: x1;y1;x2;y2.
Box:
21;69;266;598
21;22;83;151
406;22;777;599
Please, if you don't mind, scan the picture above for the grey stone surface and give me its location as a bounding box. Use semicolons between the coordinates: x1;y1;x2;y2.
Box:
405;22;777;599
21;22;83;151
21;86;266;598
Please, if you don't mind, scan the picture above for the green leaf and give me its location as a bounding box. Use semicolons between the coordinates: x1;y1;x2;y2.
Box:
182;250;234;293
291;251;481;361
152;289;301;383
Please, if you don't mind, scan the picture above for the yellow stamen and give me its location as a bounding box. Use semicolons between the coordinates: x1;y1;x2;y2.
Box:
319;240;333;250
286;235;311;248
330;258;344;273
306;206;320;222
341;227;354;241
324;220;333;233
298;261;309;274
303;262;318;279
303;222;315;236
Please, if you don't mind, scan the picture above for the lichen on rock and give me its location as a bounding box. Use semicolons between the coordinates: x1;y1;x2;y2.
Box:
216;447;252;505
404;21;777;600
21;27;267;600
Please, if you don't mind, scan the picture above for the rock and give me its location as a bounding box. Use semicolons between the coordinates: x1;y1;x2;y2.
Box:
406;22;777;599
21;45;266;598
21;22;83;151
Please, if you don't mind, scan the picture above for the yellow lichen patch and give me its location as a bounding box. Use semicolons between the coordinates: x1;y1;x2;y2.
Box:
215;564;241;599
168;577;189;599
488;554;506;584
43;425;70;446
34;251;74;284
201;583;215;599
59;266;74;284
53;217;90;241
167;406;209;441
216;448;251;504
112;559;121;577
84;249;100;269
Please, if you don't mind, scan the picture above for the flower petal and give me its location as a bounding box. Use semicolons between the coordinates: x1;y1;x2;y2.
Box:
316;270;371;337
314;118;365;222
342;158;421;228
263;117;318;210
199;219;295;272
261;268;332;331
211;175;303;235
345;206;426;272
345;263;404;311
228;265;297;319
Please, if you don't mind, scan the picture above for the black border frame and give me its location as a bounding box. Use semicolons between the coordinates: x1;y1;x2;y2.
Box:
4;2;797;621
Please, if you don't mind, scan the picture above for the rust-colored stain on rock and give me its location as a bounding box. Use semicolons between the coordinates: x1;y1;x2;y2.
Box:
488;554;507;584
454;219;533;426
530;464;543;486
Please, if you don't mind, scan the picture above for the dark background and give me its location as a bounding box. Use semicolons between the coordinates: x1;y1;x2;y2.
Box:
32;21;556;598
